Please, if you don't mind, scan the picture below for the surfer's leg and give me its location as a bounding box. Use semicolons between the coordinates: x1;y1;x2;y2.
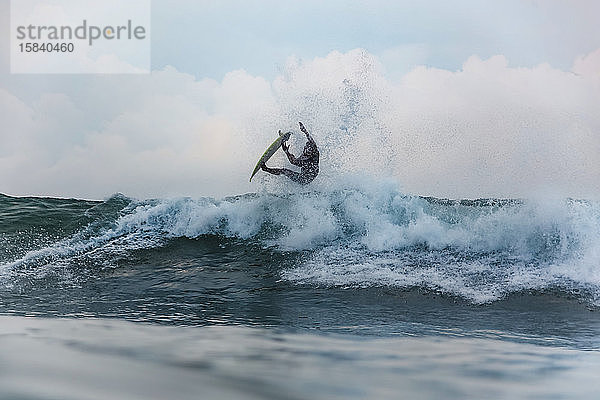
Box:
260;163;282;175
261;164;303;183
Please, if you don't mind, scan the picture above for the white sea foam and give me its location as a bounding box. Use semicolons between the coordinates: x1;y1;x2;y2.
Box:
2;178;599;303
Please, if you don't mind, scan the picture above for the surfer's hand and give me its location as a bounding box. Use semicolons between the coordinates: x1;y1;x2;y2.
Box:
282;141;289;152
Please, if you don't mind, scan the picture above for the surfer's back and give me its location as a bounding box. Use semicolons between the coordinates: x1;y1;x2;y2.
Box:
299;142;319;183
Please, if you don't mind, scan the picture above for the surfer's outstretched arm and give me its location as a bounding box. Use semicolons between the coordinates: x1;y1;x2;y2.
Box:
299;122;315;145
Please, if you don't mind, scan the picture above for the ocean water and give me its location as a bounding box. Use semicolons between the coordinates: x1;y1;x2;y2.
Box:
1;185;600;399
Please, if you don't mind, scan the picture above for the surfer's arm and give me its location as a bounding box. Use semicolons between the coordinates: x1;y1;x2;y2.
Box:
299;122;315;145
283;145;302;166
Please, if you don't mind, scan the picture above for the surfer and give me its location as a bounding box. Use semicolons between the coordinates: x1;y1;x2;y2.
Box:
260;122;320;185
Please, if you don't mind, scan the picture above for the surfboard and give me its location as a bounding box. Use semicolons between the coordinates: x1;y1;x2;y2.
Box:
249;131;292;182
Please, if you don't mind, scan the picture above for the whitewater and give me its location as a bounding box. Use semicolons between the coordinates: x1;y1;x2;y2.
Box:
2;177;600;306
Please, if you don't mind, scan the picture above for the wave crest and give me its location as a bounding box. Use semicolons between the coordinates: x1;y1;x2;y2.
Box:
2;181;600;304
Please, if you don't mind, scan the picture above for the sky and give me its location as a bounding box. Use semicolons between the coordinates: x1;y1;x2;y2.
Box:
0;0;599;200
149;0;600;79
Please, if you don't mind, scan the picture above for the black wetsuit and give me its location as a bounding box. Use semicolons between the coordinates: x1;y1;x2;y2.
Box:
261;122;319;185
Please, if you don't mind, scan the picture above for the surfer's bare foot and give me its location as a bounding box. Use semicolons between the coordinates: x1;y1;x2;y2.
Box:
260;162;267;171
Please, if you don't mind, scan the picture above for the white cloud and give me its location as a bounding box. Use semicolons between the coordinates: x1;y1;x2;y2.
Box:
1;48;599;200
385;55;600;198
573;48;600;79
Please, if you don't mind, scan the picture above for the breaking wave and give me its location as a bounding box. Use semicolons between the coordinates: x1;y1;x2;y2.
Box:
1;177;600;304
